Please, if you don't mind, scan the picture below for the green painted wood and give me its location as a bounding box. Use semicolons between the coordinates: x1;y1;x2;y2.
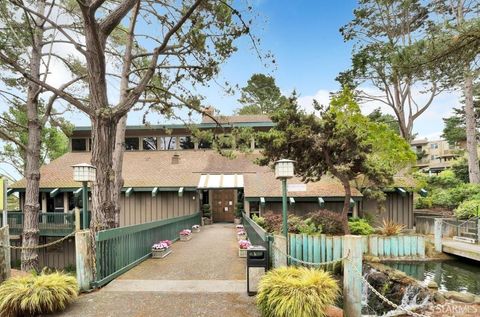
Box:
404;236;412;256
411;235;418;256
289;234;296;265
398;235;404;257
369;235;378;256
302;234;308;263
308;235;314;263
313;236;320;264
361;236;368;254
391;236;399;257
384;237;391;257
378;237;384;257
326;236;333;261
320;234;326;262
296;234;302;263
333;236;341;260
418;236;426;258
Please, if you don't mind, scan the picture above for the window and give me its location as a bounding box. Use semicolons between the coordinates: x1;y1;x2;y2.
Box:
143;137;157;150
160;136;176;150
431;143;438;149
125;137;139;150
179;136;195;149
199;139;212;149
71;138;87;151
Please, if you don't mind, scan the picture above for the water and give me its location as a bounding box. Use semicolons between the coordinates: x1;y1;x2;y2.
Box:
384;259;480;295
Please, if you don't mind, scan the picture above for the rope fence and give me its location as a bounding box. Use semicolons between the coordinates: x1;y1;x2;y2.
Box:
0;230;77;250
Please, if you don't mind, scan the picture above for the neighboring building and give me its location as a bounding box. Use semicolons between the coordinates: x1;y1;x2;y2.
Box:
7;113;415;267
411;138;460;174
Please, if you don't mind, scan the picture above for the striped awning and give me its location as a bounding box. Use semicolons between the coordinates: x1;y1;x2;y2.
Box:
197;174;244;189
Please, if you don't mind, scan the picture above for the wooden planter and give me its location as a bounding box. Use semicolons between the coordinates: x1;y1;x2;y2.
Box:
152;248;172;259
192;227;200;233
234;218;242;225
180;234;192;241
237;234;247;241
238;248;248;258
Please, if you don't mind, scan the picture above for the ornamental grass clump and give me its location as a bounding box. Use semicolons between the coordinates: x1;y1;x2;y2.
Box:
379;219;405;236
257;266;340;317
0;272;78;317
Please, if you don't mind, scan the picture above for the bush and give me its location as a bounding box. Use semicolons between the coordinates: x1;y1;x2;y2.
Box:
430;189;453;209
0;272;78;317
448;183;480;208
296;218;322;235
262;212;283;233
348;218;374;235
415;196;433;209
428;170;462;188
455;199;480;219
378;219;405;236
307;210;345;235
235;202;244;218
257;266;340;317
201;204;211;218
252;214;266;229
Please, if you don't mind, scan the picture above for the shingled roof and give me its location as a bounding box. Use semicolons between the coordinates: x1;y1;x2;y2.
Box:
11;151;361;198
201;114;272;124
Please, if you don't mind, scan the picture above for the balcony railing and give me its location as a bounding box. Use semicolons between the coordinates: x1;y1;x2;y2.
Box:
2;210;91;236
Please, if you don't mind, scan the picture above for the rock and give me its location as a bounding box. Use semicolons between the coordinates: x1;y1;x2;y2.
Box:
427;281;438;289
474;296;480;304
326;305;343;317
389;270;407;281
444;291;475;303
433;292;445;304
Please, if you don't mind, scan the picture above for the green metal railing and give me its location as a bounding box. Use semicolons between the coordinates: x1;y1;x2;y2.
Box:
93;212;201;288
2;211;88;236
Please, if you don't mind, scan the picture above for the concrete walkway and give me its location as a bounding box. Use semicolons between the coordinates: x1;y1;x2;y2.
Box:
55;224;259;317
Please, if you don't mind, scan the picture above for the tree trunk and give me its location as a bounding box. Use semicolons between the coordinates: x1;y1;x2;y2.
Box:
21;0;46;272
464;71;480;183
340;178;352;234
90;116;119;231
112;115;126;227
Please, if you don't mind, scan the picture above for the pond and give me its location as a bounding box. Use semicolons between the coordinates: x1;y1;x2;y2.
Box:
384;258;480;295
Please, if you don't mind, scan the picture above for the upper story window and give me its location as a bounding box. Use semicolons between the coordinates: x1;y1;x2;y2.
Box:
160;136;176;150
143;137;157;150
179;136;194;149
431;143;438;149
125;137;139;151
71;138;87;152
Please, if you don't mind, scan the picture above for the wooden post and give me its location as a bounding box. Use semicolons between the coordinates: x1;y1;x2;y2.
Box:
75;207;81;231
434;218;443;253
343;235;362;317
0;226;11;283
477;218;480;245
272;234;287;268
75;230;94;291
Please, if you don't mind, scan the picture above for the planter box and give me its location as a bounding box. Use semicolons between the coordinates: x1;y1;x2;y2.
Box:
152;248;172;259
238;248;248;258
192;227;200;233
234;218;242;225
203;217;212;225
237;234;247;241
180;234;192;241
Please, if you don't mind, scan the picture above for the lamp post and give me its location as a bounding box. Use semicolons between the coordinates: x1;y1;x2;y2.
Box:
274;159;295;240
72;163;96;229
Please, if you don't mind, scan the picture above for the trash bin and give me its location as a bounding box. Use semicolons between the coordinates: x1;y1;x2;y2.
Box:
246;245;268;296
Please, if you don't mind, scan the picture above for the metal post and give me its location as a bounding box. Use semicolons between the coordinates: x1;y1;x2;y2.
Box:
82;182;88;229
281;179;288;265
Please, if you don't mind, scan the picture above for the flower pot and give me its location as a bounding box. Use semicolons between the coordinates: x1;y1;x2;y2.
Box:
152;248;172;259
237;234;247;241
203;217;212;225
234;218;242;225
238;248;248;258
192;227;200;233
180;234;192;241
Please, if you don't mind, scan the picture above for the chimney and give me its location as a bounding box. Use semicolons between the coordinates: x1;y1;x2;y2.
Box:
172;153;180;164
202;106;215;119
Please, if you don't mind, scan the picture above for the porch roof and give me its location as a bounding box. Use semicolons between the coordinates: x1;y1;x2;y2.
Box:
197;174;244;189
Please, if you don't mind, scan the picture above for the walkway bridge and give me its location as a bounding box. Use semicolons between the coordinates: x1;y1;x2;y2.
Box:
434;217;480;261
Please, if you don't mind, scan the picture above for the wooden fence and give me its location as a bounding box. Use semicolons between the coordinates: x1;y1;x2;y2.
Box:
288;233;425;263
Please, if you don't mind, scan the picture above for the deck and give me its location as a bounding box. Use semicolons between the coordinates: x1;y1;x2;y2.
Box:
442;238;480;261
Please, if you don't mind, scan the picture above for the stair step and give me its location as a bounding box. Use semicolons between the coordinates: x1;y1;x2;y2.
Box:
453;236;477;244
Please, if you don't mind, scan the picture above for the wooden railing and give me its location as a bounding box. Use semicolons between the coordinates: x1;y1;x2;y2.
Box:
93;212;201;288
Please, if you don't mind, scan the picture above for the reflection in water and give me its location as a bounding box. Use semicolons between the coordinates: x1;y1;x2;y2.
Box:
386;260;480;295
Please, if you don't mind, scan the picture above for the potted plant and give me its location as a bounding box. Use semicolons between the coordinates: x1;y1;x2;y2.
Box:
237;229;247;241
238;239;251;257
179;229;192;241
192;224;200;233
234;202;244;225
152;240;172;258
202;204;212;225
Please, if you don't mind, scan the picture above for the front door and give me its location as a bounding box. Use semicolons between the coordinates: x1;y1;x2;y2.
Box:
211;189;235;222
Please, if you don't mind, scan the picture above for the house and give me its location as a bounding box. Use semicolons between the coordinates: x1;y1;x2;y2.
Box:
6;113;414;268
411;138;460;174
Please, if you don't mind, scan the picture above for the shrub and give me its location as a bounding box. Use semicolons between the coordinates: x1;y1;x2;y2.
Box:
235;202;244;218
415;196;432;209
455;199;480;219
296;218;322;235
252;214;266;229
378;219;405;236
448;183;480;208
428;170;462;188
307;210;345;235
0;272;78;317
262;212;283;233
430;189;453;209
257;266;340;317
201;204;211;218
348;218;374;235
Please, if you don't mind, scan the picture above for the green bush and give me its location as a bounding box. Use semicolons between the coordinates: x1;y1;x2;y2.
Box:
430;189;453;209
252;214;266;229
296;218;322;235
448;183;480;208
308;210;345;235
257;266;340;317
201;204;211;218
235;202;244;218
455;199;480;219
415;196;433;209
428;170;462;188
0;272;78;317
348;218;374;235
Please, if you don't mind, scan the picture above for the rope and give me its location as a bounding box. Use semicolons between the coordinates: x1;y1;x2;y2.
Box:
442;218;477;228
0;230;77;250
272;244;347;267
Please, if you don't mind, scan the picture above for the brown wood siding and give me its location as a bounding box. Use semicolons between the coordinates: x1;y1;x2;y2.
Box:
262;201;344;217
10;237;76;269
361;192;413;228
118;191;199;227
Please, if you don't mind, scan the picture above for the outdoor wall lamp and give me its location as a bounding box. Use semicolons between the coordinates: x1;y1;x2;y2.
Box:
274;159;295;243
72;163;96;229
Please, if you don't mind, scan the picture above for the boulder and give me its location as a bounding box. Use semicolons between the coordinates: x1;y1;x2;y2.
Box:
433;292;445;304
427;281;438;289
474;296;480;304
326;305;343;317
444;291;475;303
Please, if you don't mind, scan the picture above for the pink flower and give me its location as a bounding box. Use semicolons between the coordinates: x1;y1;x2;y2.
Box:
236;225;244;229
237;230;246;235
180;229;192;236
238;239;251;250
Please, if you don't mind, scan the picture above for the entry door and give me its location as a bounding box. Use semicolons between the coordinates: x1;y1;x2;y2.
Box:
211;190;235;222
